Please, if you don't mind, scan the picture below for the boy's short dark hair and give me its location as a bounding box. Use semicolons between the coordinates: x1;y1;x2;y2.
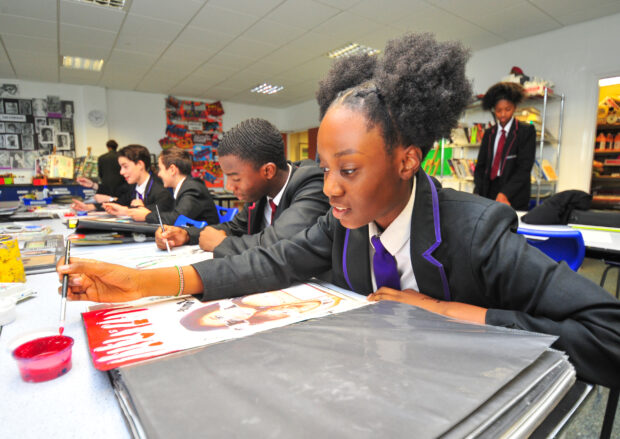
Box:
481;82;525;111
106;139;118;151
218;118;287;170
159;147;193;176
118;144;151;169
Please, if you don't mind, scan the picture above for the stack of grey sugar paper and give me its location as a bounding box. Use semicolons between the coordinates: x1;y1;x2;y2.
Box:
109;294;577;439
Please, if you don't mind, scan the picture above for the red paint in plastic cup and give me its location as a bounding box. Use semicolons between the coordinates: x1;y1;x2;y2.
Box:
12;335;74;383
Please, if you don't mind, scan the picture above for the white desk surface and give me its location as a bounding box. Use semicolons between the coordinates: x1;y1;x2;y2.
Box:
0;219;164;439
516;211;620;254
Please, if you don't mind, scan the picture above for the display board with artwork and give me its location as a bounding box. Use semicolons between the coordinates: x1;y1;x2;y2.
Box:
0;91;75;173
160;96;224;188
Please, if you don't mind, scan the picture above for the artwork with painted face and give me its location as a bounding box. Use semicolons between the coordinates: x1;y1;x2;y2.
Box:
62;101;74;118
32;99;47;117
81;283;365;371
3;134;19;149
40;126;54;143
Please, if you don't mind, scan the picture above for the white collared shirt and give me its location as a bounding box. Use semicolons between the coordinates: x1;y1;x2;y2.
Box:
493;118;513;178
264;163;292;226
173;177;186;200
135;176;149;200
368;178;418;291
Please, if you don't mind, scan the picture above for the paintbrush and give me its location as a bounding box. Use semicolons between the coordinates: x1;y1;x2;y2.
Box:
155;205;171;254
59;239;71;334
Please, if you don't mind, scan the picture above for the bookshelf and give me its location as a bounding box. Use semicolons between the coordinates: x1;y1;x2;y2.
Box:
591;126;620;210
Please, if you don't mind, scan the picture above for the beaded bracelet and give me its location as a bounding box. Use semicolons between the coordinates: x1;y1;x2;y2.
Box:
175;265;184;296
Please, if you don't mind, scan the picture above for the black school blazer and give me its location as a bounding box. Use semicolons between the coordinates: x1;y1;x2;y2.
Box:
473;120;536;210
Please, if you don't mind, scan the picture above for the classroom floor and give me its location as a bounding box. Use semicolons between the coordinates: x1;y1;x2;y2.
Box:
558;257;619;438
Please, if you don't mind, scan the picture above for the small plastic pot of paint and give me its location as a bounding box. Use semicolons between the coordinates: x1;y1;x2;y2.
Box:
12;335;74;383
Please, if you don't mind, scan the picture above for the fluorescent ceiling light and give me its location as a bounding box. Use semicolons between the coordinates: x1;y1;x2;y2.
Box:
73;0;126;9
327;43;380;59
251;83;284;95
62;56;104;72
599;76;620;87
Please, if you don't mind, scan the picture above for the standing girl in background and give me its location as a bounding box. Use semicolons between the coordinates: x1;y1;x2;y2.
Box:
473;82;536;210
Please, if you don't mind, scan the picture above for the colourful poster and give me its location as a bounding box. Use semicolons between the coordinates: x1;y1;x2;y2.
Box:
82;282;367;371
160;96;224;188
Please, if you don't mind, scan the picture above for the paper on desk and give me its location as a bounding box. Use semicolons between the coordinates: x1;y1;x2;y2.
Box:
578;229;613;244
82;281;368;371
72;244;211;269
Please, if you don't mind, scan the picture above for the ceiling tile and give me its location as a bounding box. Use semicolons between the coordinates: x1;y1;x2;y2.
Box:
207;51;255;70
60;24;117;48
475;2;561;40
536;0;620;26
266;0;340;30
115;34;169;56
315;0;361;9
152;56;205;74
105;49;157;74
280;56;332;83
0;0;57;22
258;46;315;70
60;0;125;32
59;42;110;59
167;82;207;98
222;38;278;60
191;63;237;81
10;50;59;81
121;13;185;40
0;15;56;39
129;0;205;24
99;71;142;89
190;4;259;34
284;31;344;58
349;0;430;24
2;35;57;54
242;19;307;45
174;26;236;50
312;10;383;40
160;42;218;64
424;0;520;21
204;0;282;17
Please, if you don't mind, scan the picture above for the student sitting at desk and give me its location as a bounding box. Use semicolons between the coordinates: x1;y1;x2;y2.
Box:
58;33;620;389
154;118;330;256
119;147;220;225
72;144;174;214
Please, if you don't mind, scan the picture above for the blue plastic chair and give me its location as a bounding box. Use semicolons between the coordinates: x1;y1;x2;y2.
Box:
216;205;238;223
174;215;207;229
516;226;585;271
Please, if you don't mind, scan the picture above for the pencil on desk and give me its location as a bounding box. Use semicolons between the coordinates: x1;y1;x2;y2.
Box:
155;205;171;254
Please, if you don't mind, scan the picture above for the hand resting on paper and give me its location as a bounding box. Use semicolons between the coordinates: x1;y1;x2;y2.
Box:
367;287;488;324
56;257;204;303
70;198;95;212
103;202;129;216
127;207;151;222
155;225;190;250
198;227;228;252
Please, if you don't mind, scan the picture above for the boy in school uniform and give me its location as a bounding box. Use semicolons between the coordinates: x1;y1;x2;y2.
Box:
123;147;220;225
71;144;173;214
59;34;620;389
96;144;174;216
155;118;329;256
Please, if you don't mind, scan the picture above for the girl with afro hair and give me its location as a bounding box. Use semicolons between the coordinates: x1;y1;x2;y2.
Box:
59;33;620;388
473;82;536;210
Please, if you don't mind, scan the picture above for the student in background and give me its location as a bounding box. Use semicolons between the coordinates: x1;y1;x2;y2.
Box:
76;139;129;204
155;118;329;256
125;147;219;225
58;33;620;388
94;144;173;215
473;82;536;210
